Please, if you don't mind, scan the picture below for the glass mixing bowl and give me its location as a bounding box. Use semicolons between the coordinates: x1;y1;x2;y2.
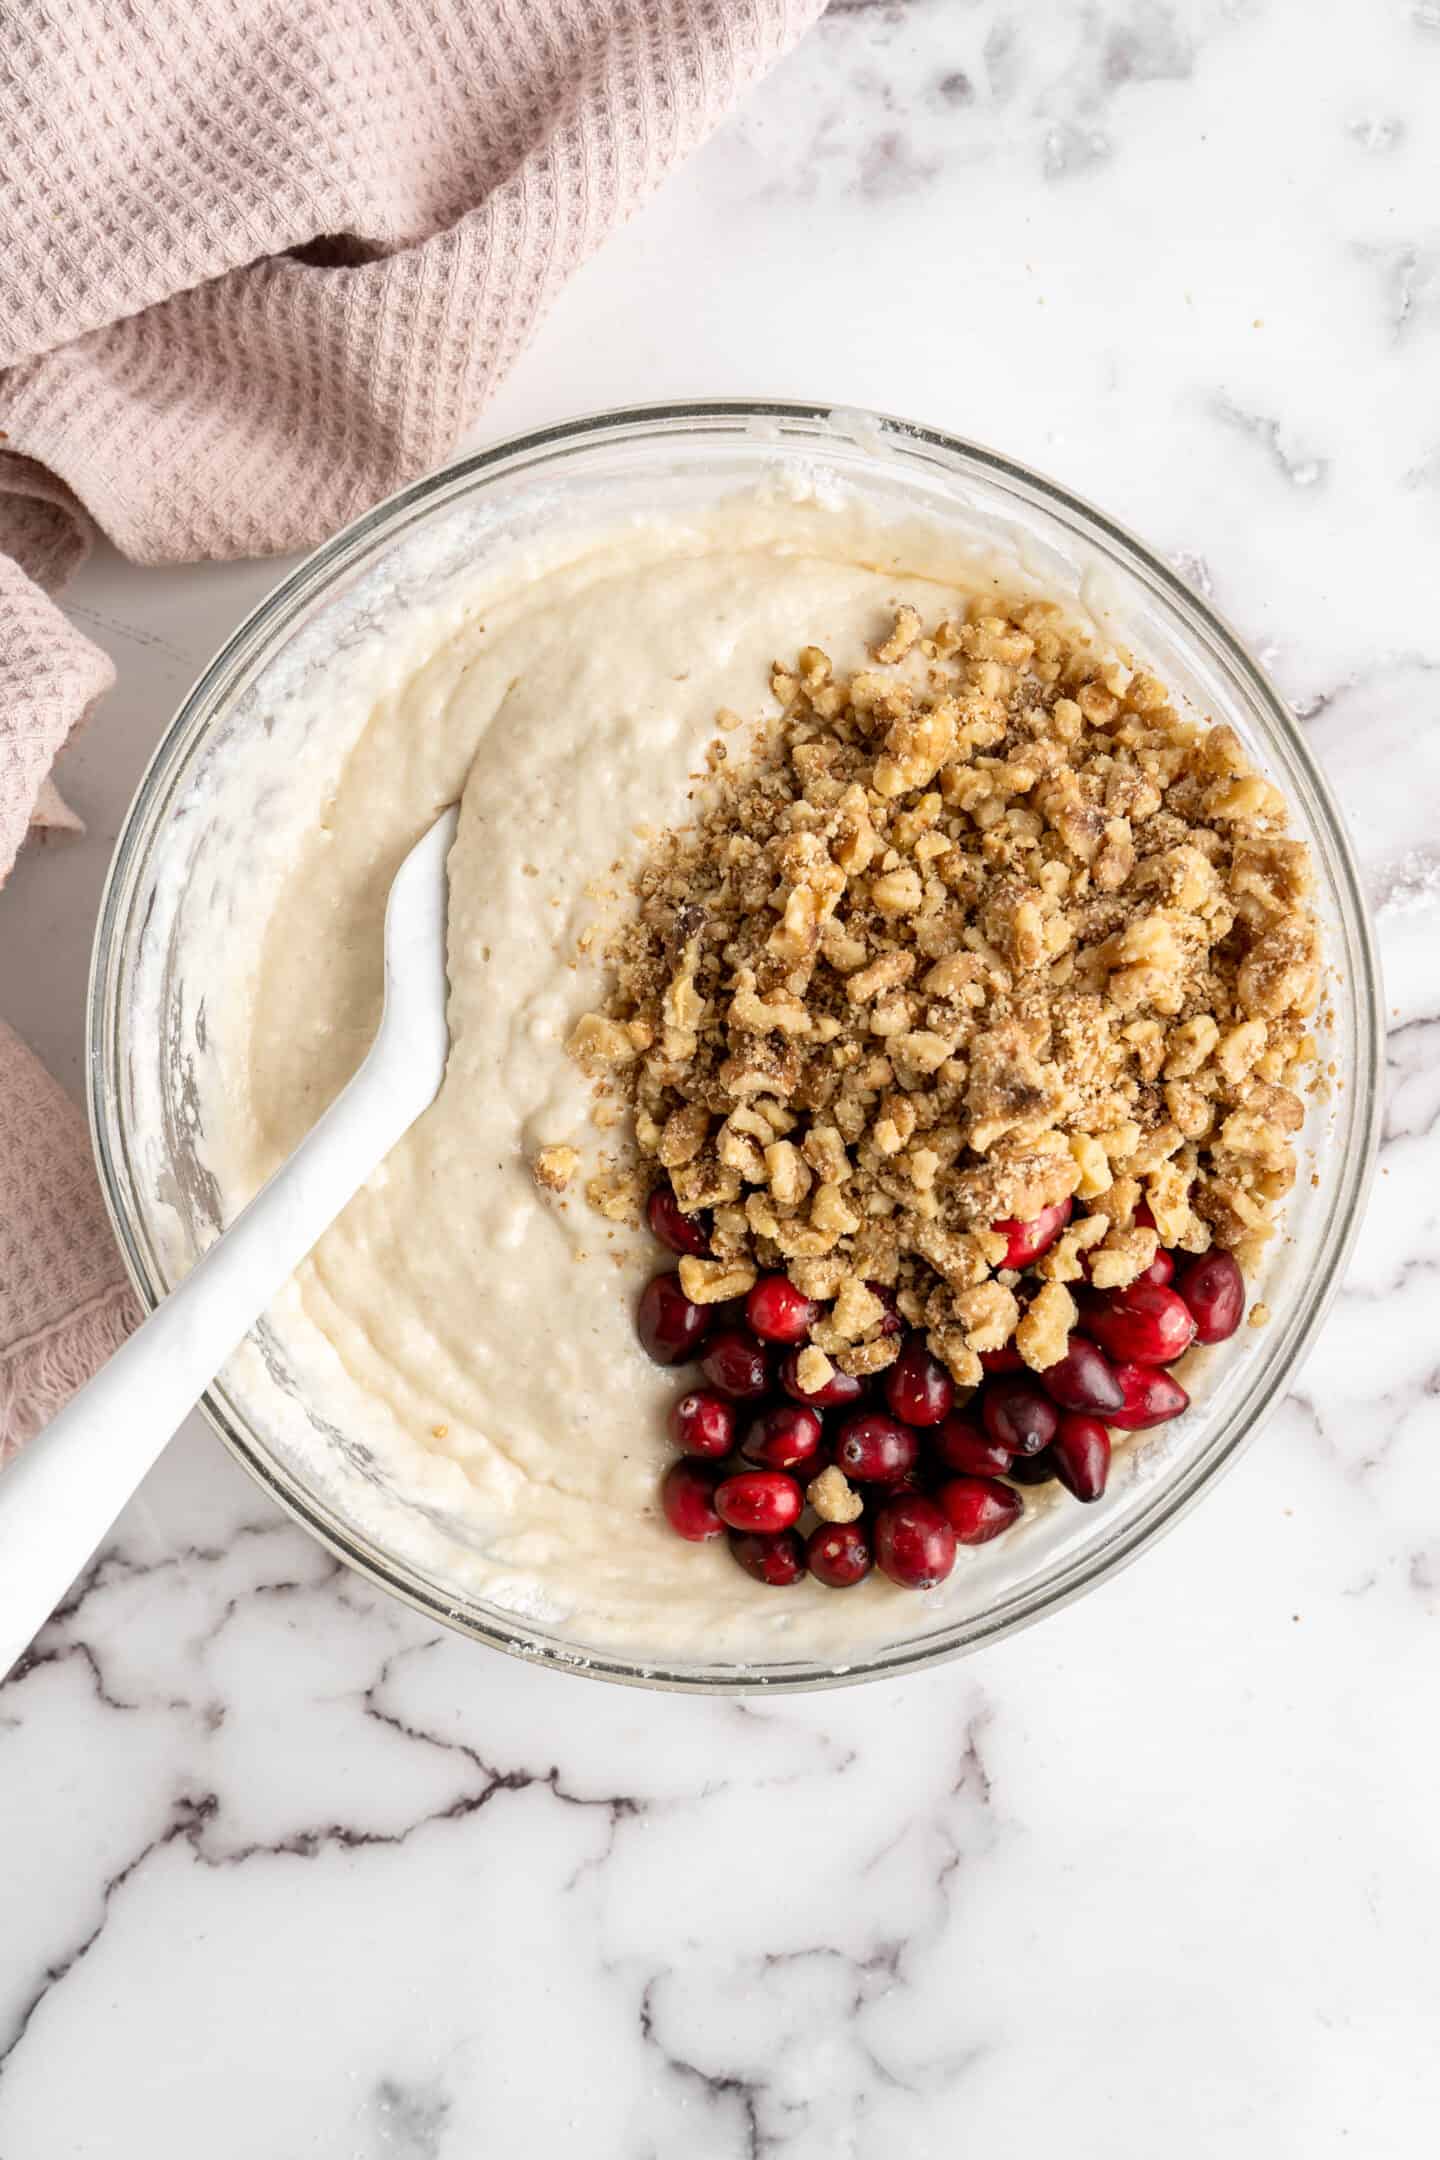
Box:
88;401;1382;1691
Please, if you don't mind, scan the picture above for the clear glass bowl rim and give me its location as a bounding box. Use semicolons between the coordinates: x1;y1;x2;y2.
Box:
87;398;1384;1693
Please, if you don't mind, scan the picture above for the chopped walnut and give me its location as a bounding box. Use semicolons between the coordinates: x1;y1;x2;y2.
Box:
807;1464;865;1523
1016;1282;1076;1371
677;1256;758;1304
565;598;1319;1366
532;1144;580;1193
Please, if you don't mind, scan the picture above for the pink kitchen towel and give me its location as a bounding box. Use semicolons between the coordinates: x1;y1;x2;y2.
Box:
0;0;824;1452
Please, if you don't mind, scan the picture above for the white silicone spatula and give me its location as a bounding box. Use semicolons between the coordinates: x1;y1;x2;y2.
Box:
0;806;459;1681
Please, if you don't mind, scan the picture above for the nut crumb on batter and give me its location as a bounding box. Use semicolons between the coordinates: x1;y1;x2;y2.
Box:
568;600;1321;1380
532;1143;581;1192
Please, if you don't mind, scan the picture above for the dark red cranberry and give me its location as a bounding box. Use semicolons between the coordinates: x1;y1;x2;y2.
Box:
873;1495;957;1589
883;1337;954;1428
1108;1363;1189;1431
979;1342;1025;1375
873;1463;930;1498
740;1403;823;1472
1176;1249;1246;1344
835;1411;919;1483
1087;1280;1196;1366
645;1184;710;1258
667;1390;736;1460
729;1528;805;1585
637;1272;711;1366
699;1327;771;1400
806;1520;873;1588
1136;1246;1175;1287
714;1470;803;1534
937;1475;1024;1545
932;1415;1015;1478
981;1376;1058;1457
1134;1198;1156;1230
991;1196;1073;1270
864;1281;905;1336
660;1459;723;1540
745;1273;819;1345
1005;1447;1059;1485
778;1349;866;1411
1040;1335;1124;1416
1051;1414;1111;1501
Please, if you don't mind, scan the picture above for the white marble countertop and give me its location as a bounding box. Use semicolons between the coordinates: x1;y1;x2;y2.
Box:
3;4;1438;2153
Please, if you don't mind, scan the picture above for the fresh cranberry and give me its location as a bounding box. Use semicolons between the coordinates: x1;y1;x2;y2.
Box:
699;1327;771;1400
745;1273;819;1345
1040;1335;1124;1416
729;1529;805;1585
883;1337;954;1427
865;1282;905;1336
873;1495;957;1588
741;1403;823;1471
932;1415;1015;1478
874;1463;930;1498
1176;1250;1246;1344
778;1349;866;1411
979;1342;1025;1375
1087;1280;1196;1366
645;1184;710;1258
1108;1363;1190;1431
937;1475;1024;1545
1134;1198;1156;1230
661;1459;724;1540
835;1411;919;1483
1137;1247;1175;1287
991;1197;1073;1270
1051;1414;1111;1501
668;1390;736;1460
637;1272;711;1366
981;1376;1058;1457
714;1470;803;1534
806;1520;873;1588
1005;1448;1058;1485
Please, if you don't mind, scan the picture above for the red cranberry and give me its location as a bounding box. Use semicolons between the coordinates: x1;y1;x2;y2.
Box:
979;1342;1025;1375
932;1415;1015;1478
1137;1246;1175;1287
1040;1334;1124;1416
981;1376;1058;1457
699;1327;771;1400
1087;1280;1196;1367
1051;1414;1111;1501
1005;1448;1058;1485
864;1281;905;1336
1134;1198;1156;1230
835;1411;919;1483
660;1460;723;1540
883;1337;955;1427
1176;1249;1246;1344
873;1463;930;1497
645;1184;710;1258
1108;1363;1189;1431
741;1403;823;1471
637;1272;711;1366
806;1520;873;1588
874;1495;957;1589
991;1197;1073;1270
714;1470;803;1534
729;1529;805;1585
937;1475;1024;1545
778;1349;866;1410
668;1390;736;1460
745;1273;819;1345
